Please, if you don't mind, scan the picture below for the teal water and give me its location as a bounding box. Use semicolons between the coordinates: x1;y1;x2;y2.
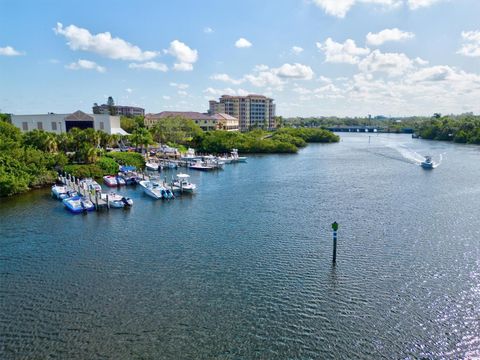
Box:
1;134;480;359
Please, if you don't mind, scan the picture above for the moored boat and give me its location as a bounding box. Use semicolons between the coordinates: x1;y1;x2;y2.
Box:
139;180;163;199
188;159;215;171
62;195;95;213
145;161;160;171
101;192;133;208
103;175;126;187
172;173;196;193
79;178;102;192
231;149;247;162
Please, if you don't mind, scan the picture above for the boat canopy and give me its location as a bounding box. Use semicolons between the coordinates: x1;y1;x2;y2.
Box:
120;165;136;172
176;173;190;178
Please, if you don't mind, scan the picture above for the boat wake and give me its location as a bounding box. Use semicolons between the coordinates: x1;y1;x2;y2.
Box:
388;144;445;168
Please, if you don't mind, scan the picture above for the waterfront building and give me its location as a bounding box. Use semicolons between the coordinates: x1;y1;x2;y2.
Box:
92;103;145;117
10;110;128;135
208;94;276;131
144;111;239;132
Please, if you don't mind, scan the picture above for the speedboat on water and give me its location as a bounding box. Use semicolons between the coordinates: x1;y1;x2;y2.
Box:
118;166;141;185
421;156;434;169
62;195;95;213
172;173;196;193
103;175;126;187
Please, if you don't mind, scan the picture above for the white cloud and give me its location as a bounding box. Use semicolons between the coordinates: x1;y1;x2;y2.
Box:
166;40;198;71
317;38;370;64
210;73;245;85
125;88;133;93
54;22;157;61
170;82;189;89
292;46;304;54
358;50;414;76
128;61;168;71
178;90;188;96
457;30;480;57
312;0;402;18
246;63;313;87
366;28;415;46
415;57;429;65
204;27;214;34
407;0;443;10
66;59;106;73
276;63;314;79
235;38;252;48
203;87;250;97
0;46;25;56
163;95;171;100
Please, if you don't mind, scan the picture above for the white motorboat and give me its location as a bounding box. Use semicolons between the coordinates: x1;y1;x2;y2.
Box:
188;159;215;171
421;156;434;169
139;180;174;199
79;178;102;192
101;192;133;208
145;161;160;171
231;149;247;162
103;175;126;187
172;173;196;193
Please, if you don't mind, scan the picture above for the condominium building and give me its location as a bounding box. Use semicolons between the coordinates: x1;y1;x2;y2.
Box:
92;104;145;117
208;94;276;131
144;111;239;132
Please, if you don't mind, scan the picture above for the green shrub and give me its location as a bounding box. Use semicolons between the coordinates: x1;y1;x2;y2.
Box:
106;152;145;169
96;156;119;174
63;164;104;179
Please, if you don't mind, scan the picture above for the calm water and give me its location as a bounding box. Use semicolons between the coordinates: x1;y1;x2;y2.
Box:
1;134;480;359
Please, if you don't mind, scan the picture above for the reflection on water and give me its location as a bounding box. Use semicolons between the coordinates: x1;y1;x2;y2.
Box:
1;134;479;359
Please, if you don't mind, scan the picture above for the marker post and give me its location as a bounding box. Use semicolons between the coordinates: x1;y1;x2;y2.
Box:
332;222;339;264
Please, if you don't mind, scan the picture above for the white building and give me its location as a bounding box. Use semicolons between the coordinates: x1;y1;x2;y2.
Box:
10;110;128;135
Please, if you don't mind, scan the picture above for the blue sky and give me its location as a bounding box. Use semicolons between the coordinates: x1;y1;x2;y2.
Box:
1;0;479;117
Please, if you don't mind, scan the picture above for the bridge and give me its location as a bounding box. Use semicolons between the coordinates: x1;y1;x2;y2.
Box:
326;126;383;133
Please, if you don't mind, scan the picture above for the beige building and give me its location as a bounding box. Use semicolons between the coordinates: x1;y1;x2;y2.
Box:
145;111;239;132
208;94;276;131
10;110;128;135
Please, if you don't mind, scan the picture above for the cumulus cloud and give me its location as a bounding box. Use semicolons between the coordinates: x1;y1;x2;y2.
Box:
457;30;480;57
366;28;415;46
317;38;370;64
276;63;314;79
166;40;198;71
54;23;157;61
358;50;414;76
292;46;304;54
312;0;402;18
170;82;189;89
210;73;245;85
235;38;252;48
66;59;106;73
204;27;214;34
407;0;443;10
0;46;25;56
128;61;168;71
125;88;133;93
203;87;250;97
163;95;171;100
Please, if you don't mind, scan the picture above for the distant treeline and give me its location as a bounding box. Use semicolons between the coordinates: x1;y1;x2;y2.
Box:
285;113;480;143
